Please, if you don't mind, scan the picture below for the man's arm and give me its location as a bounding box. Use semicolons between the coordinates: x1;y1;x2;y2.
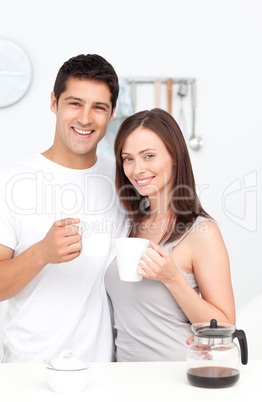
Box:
0;218;81;301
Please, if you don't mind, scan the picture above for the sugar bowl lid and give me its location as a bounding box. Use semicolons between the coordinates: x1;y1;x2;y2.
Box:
44;349;89;371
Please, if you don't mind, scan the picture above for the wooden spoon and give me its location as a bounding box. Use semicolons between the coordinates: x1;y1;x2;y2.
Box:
166;78;173;115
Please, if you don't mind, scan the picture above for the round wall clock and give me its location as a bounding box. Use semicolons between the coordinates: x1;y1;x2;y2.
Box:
0;39;33;108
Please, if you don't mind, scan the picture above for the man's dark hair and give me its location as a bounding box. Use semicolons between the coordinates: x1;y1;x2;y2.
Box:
53;54;119;114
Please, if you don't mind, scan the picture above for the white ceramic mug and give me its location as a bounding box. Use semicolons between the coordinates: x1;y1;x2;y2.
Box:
79;216;113;257
115;238;150;282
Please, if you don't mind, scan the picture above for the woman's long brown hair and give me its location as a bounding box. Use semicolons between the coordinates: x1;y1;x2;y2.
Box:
114;108;211;243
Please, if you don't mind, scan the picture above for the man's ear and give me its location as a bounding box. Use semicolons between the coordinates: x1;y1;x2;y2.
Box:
109;106;116;122
50;91;58;113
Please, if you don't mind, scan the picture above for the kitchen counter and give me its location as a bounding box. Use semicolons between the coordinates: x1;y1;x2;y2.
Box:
0;360;261;402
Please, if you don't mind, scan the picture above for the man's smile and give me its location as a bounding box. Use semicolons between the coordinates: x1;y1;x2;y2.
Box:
72;127;94;136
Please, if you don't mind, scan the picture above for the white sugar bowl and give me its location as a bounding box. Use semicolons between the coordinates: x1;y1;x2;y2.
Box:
45;349;89;393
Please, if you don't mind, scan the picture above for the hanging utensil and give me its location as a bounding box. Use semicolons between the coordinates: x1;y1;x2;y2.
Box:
189;81;203;151
131;79;136;113
177;81;188;137
166;78;173;115
155;78;161;108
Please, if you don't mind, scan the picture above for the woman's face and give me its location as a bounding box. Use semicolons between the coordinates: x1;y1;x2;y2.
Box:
121;127;174;200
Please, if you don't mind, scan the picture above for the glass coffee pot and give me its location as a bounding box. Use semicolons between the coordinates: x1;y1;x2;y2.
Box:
187;319;248;388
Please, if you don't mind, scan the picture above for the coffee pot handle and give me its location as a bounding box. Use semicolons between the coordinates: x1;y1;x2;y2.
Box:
233;329;248;365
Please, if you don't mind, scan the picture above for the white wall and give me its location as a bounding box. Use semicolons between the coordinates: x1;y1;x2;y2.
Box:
1;0;261;312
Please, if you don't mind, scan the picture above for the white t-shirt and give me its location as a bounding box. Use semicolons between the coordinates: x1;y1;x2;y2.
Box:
0;154;126;363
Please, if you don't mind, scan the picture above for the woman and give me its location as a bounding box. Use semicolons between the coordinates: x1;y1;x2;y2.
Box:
105;108;235;361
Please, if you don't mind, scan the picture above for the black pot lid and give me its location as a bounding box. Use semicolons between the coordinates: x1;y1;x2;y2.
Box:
191;319;236;337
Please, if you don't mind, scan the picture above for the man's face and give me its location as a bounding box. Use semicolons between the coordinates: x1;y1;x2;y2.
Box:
51;77;115;167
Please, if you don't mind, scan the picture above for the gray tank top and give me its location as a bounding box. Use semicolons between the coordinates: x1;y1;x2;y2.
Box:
105;216;209;361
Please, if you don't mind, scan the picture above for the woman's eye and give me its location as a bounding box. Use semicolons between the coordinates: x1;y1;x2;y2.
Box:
145;154;154;159
122;157;132;162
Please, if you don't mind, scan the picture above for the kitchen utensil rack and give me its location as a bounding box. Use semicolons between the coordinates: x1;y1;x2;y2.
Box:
122;77;202;151
124;77;196;85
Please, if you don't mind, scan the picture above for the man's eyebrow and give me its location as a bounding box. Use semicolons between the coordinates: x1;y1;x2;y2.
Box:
64;96;85;102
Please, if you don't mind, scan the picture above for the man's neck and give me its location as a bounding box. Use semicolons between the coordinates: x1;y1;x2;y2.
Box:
41;147;97;170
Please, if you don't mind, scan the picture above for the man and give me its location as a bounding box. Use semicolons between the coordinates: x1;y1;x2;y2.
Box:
0;54;126;363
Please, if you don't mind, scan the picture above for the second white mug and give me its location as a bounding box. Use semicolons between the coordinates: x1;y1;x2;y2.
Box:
115;238;150;282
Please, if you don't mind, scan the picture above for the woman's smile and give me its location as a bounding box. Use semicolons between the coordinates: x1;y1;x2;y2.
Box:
134;176;155;187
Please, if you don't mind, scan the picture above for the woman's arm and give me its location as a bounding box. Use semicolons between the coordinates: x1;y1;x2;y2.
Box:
138;221;235;325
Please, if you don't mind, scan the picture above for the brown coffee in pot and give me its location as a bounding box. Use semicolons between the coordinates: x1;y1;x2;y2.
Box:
187;366;240;388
